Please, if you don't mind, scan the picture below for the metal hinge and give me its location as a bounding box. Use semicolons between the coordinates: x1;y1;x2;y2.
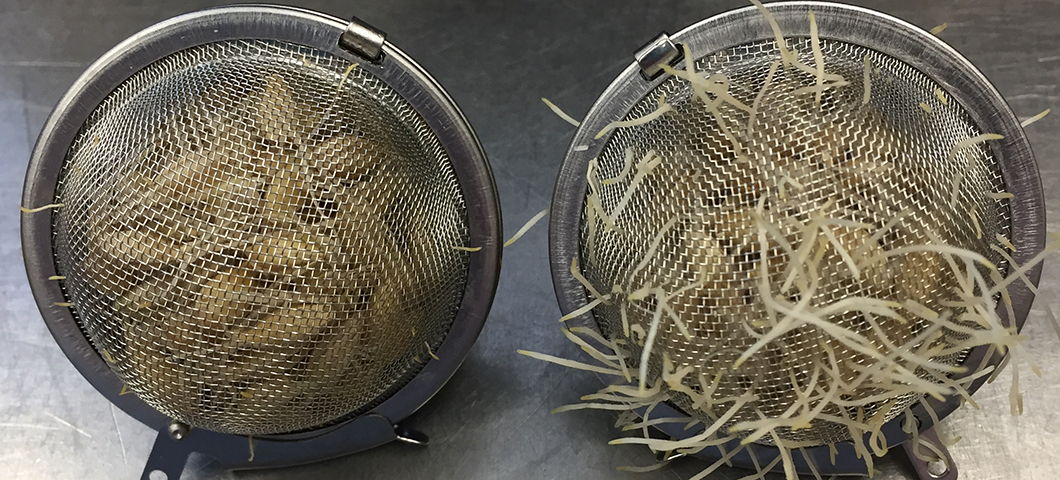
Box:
340;15;387;63
634;32;684;81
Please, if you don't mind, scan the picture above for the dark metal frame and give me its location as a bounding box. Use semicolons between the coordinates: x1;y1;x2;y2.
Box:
549;1;1044;477
21;5;502;480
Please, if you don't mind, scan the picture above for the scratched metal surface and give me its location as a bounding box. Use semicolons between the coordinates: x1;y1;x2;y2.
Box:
1;0;1057;479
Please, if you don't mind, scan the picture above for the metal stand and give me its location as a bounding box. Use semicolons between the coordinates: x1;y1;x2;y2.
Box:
901;426;958;480
139;414;414;479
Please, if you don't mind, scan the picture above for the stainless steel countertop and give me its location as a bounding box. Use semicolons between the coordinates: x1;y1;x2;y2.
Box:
1;0;1057;479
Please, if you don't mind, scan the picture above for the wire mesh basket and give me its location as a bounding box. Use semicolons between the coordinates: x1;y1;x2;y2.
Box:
21;5;501;479
548;2;1044;478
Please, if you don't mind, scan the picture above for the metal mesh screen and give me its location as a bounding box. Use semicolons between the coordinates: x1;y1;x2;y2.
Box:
579;38;1009;445
51;39;471;436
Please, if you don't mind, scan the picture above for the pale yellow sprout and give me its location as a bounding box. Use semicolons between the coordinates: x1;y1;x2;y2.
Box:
935;87;949;105
996;233;1016;252
19;203;64;213
585;159;616;232
930;23;948;35
660;54;752;161
517;349;624;376
770;429;797;480
624;215;680;292
570;258;607;301
863;56;872;105
561;329;623;372
903;300;940;321
670;65;754;114
918;398;961;446
1010;361;1024;415
750;0;795;66
542;97;581;127
504;208;548;247
608;150;662;225
559;297;610;322
749;60;782;135
636;294;666;392
988;233;1060;297
600;148;634;185
798;447;824;480
569;326;632;383
809;11;825;106
595;98;672;139
339;63;358;85
1021;108;1050;127
989;244;1039;295
947;133;1004;205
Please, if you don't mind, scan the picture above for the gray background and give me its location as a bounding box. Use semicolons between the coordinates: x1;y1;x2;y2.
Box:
2;0;1058;479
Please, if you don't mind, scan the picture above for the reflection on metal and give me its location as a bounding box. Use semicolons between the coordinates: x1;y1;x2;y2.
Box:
167;420;189;441
394;425;429;446
340;15;386;62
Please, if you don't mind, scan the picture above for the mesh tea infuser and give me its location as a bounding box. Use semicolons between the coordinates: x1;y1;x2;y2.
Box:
548;2;1044;479
21;5;500;479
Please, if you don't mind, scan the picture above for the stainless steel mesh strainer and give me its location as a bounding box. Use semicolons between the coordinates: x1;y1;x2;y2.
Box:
22;5;500;479
550;2;1044;478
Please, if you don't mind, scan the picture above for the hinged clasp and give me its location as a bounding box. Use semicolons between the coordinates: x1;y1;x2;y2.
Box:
340;15;387;63
634;33;683;81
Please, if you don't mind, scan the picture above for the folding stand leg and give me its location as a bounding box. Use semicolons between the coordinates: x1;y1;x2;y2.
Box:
900;426;958;480
141;429;191;480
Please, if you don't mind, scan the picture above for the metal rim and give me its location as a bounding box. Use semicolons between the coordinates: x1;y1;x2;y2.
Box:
21;3;501;455
549;1;1043;474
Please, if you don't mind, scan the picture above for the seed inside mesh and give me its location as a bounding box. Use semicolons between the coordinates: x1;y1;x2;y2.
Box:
52;40;471;435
